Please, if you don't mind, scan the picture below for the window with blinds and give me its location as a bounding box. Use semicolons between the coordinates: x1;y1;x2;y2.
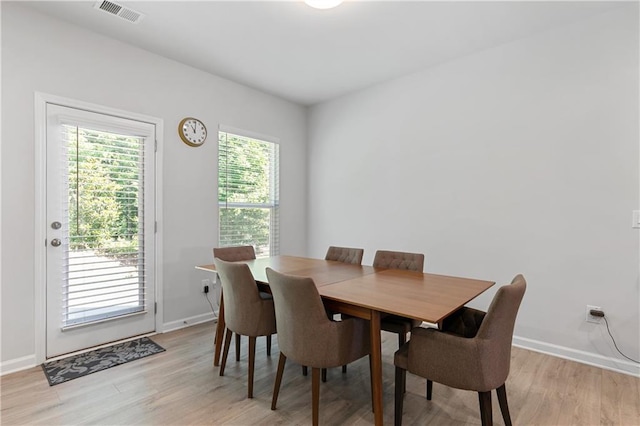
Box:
218;129;280;257
62;124;146;328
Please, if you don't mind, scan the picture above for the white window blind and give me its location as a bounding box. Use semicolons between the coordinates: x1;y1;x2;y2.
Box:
218;129;280;257
62;124;146;328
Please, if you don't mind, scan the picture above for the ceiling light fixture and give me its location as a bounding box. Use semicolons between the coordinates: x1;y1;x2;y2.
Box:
304;0;344;10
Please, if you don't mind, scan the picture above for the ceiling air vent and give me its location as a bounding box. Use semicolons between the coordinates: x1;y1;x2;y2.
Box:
93;1;145;24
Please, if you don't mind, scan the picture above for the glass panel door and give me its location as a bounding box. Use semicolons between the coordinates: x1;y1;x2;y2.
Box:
46;104;156;358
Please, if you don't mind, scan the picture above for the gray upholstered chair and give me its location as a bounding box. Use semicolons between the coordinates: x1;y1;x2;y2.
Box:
325;246;364;265
374;250;425;348
394;274;527;426
213;246;272;359
214;259;277;398
266;268;371;426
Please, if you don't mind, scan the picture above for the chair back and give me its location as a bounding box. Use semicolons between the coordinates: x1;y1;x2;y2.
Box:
325;246;364;265
267;268;370;368
477;274;526;340
373;250;424;272
266;268;343;367
213;246;256;262
214;259;268;336
474;274;526;387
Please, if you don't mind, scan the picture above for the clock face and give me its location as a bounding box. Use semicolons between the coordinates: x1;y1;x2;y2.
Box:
179;118;207;147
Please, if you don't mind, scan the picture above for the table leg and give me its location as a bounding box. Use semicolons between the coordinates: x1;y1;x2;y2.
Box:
213;292;226;367
370;309;383;425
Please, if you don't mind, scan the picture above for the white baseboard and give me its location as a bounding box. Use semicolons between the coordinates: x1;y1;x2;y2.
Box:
513;335;640;378
162;311;217;333
0;354;37;376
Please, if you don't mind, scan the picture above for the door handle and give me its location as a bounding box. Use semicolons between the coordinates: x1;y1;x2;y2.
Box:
50;238;62;247
51;221;62;230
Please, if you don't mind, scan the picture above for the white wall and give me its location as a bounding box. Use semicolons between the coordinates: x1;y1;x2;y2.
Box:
1;4;307;367
308;6;639;375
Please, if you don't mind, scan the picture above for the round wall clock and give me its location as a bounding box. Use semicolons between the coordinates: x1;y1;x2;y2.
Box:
178;117;207;147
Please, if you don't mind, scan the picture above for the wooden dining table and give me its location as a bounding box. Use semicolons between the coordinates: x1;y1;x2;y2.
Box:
196;255;494;426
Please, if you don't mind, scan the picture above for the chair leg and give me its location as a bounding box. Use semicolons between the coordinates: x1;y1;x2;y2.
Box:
312;367;321;426
321;368;327;383
369;355;374;413
398;332;407;393
496;384;512;426
426;380;433;400
235;333;241;361
213;291;225;367
397;332;406;348
302;366;308;376
342;365;347;374
478;391;493;426
394;366;406;426
219;328;233;376
266;335;272;356
271;353;287;410
248;336;256;398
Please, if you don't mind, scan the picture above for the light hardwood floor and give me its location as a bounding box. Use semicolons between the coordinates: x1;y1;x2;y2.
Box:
1;321;638;425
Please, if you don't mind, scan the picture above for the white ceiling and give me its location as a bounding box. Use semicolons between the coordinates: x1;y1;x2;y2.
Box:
20;0;624;106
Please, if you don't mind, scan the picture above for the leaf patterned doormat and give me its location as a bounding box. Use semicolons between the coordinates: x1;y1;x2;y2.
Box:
41;337;165;386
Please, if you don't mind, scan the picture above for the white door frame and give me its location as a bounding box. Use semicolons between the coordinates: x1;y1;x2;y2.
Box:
34;92;164;363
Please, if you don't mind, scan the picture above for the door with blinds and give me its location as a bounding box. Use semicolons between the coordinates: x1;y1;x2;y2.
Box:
45;104;156;358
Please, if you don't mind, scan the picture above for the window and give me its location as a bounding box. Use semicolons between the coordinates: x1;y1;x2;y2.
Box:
218;128;279;257
63;124;148;327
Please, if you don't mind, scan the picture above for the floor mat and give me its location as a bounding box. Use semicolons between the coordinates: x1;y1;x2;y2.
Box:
41;336;165;386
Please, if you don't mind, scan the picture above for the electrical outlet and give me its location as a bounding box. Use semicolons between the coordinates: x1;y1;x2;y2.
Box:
202;279;211;293
586;305;602;323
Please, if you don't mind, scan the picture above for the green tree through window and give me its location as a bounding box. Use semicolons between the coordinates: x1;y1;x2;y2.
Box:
66;125;142;258
218;131;279;257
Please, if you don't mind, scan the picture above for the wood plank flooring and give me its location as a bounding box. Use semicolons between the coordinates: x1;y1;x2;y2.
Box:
1;321;638;425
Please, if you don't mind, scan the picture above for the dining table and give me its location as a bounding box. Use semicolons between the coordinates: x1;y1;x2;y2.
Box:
196;255;494;426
